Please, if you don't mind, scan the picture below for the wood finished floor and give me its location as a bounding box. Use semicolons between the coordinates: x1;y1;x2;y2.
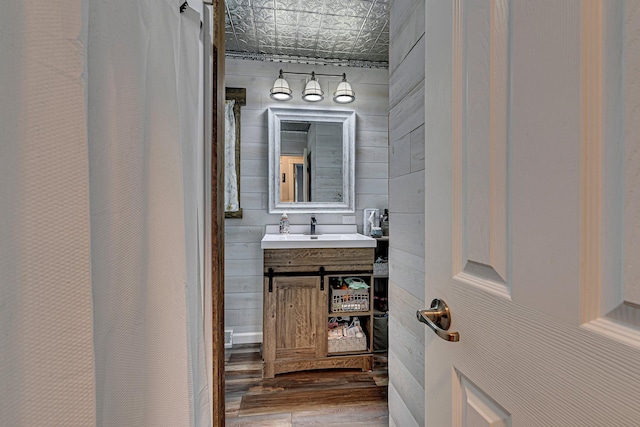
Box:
225;344;388;426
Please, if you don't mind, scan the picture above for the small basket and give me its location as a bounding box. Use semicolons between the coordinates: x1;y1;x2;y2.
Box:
328;334;367;353
327;322;368;353
373;260;388;277
331;288;369;312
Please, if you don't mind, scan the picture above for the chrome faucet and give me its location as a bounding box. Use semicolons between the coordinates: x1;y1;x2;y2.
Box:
310;215;317;235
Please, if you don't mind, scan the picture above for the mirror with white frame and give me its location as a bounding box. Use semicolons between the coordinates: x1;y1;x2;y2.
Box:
268;108;355;213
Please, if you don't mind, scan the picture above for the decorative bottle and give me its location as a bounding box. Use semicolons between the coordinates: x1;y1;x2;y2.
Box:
279;213;290;234
381;209;389;236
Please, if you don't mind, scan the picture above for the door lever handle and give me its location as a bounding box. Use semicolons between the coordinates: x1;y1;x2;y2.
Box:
416;298;460;342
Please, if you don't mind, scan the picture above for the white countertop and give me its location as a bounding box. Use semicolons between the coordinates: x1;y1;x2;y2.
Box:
261;224;376;249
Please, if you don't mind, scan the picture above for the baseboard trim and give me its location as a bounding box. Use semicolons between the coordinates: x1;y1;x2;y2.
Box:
232;331;263;345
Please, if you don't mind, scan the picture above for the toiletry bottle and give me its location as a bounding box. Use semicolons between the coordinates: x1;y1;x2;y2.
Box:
279;213;289;234
381;209;389;236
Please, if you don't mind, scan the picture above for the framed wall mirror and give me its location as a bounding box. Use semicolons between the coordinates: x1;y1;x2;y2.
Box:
268;107;355;213
225;88;246;218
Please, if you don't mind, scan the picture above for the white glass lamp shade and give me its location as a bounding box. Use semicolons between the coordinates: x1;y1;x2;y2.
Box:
302;72;324;102
270;70;292;101
333;74;355;103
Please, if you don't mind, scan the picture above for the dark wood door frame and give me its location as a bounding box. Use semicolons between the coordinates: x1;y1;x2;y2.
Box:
211;0;226;426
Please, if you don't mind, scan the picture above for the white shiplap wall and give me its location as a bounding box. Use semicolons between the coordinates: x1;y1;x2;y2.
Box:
224;59;389;343
388;0;426;426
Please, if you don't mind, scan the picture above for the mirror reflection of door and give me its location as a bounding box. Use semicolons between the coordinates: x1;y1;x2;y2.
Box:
280;155;304;203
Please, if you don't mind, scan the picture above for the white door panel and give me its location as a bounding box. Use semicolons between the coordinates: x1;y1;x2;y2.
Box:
423;0;640;425
453;371;511;427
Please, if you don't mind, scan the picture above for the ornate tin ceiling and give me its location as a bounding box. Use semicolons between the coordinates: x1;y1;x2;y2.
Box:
225;0;389;68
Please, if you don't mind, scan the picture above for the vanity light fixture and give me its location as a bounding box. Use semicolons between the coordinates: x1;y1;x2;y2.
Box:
301;72;324;102
333;73;355;104
270;69;293;101
270;69;355;103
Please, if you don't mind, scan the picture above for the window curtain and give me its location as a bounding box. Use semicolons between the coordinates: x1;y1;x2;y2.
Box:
224;99;239;212
87;1;210;425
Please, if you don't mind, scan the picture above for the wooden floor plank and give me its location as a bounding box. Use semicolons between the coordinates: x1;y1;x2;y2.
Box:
225;344;388;424
226;412;292;427
292;402;389;427
238;386;387;417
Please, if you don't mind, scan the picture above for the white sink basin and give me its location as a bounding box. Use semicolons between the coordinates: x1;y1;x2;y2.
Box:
261;233;376;249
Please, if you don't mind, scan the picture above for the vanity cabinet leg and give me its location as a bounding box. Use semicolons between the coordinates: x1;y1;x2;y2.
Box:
361;355;374;372
263;362;275;379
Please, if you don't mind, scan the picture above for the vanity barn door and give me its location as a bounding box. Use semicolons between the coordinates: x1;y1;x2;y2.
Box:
420;0;640;425
263;275;326;376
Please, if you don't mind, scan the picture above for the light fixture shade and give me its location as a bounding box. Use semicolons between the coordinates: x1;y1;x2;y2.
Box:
270;70;292;101
333;74;355;103
302;72;324;102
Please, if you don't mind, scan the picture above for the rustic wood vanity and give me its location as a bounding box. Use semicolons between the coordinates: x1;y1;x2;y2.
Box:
262;246;375;378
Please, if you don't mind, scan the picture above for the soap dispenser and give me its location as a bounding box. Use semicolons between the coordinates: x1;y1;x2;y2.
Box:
279;213;290;234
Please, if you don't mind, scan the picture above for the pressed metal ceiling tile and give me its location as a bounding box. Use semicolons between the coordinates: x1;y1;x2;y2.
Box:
302;1;325;14
316;36;336;50
354;33;378;44
227;8;251;23
298;13;321;28
228;0;252;6
321;15;364;30
229;16;251;28
376;32;389;44
231;20;254;34
275;10;299;24
336;30;362;40
235;39;254;50
362;18;388;33
226;0;388;67
279;0;301;10
277;25;299;38
259;46;276;54
253;8;276;23
333;41;354;52
295;48;317;58
368;2;389;19
351;0;374;15
371;45;389;55
327;2;353;16
252;0;275;8
258;33;277;44
255;27;275;39
297;26;320;38
296;38;317;50
351;44;374;54
277;37;297;48
226;39;239;51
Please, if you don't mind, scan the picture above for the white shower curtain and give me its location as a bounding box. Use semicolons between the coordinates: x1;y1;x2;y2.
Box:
88;1;209;425
1;0;210;425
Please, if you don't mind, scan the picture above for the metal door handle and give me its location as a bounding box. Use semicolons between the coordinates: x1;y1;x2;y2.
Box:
416;298;460;342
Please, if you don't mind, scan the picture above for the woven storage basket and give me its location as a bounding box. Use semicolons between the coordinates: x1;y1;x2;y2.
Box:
330;288;369;312
328;336;367;353
328;334;367;353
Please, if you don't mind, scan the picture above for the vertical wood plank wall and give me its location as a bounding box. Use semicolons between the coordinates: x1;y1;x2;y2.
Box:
223;58;389;344
388;0;426;426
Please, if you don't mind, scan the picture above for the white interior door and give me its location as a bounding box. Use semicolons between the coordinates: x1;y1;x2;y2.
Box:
422;0;640;425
